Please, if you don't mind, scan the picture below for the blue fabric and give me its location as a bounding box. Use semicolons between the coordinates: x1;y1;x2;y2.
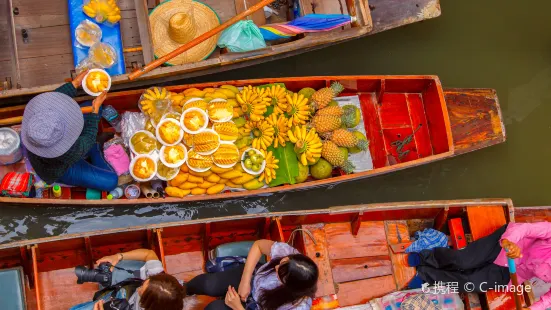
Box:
407;252;421;267
407;274;424;289
59;143;118;191
206;256;247;273
405;228;449;253
68;0;125;75
286;14;351;30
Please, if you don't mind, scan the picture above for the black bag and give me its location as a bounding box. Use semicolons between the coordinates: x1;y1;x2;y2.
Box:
93;278;144;310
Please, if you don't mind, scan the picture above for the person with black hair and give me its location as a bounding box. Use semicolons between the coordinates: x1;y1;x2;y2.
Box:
186;239;319;310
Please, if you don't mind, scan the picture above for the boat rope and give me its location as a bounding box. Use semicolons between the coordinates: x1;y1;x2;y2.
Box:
287;228;317;246
391;124;422;159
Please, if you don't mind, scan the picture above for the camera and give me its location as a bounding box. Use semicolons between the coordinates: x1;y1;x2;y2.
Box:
75;262;112;287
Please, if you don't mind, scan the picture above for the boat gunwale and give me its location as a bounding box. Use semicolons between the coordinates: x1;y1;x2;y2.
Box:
0;198;512;250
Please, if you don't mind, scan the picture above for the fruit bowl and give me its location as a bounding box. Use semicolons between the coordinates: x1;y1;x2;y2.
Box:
207;99;233;123
130;154;157;182
183;98;208;111
181;107;208;134
160;144;188;168
156;159;180;181
241;148;266;175
156;118;184;146
129;130;157;155
82;69;111;96
213;142;239;168
186;149;214;172
192;129;220;155
212;121;239;142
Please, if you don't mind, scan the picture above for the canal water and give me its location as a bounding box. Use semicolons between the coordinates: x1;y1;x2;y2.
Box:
1;0;551;243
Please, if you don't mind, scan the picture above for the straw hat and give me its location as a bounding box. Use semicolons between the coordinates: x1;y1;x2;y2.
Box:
150;0;221;65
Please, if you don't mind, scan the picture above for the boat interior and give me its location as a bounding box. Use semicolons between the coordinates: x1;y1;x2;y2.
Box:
0;199;536;310
0;0;374;92
0;76;454;202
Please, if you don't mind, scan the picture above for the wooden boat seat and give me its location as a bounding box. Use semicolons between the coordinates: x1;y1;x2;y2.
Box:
301;222;398;307
211;240;266;264
0;267;26;310
466;206;525;310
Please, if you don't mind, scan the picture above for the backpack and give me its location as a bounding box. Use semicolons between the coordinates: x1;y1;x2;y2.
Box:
93;278;144;310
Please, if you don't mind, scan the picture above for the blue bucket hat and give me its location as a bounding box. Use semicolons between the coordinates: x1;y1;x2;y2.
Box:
21;92;84;158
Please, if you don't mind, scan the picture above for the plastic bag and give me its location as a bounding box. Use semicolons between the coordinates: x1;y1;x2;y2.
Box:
75;20;102;47
121;112;146;147
217;20;267;52
83;0;122;25
89;42;118;68
138;87;173;125
75;57;101;74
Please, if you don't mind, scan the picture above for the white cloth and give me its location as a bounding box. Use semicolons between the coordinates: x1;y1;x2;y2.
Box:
252;242;312;310
128;260;165;310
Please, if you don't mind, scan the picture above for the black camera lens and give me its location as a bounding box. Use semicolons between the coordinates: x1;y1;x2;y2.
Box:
74;263;112;287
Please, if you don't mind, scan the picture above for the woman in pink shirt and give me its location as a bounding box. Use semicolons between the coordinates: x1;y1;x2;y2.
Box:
407;222;551;310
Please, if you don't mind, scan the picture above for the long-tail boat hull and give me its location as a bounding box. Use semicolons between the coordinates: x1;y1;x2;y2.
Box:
0;0;443;104
0;76;505;207
0;198;544;309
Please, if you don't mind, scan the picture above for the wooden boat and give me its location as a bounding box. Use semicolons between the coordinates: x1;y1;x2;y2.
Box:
0;0;442;104
0;198;544;310
0;75;505;207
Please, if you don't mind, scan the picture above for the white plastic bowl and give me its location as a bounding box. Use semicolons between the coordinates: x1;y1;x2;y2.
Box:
156;118;184;146
129;130;157;155
82;69;111;97
186;148;213;172
213;141;239;169
207;98;233;123
129;154;158;182
241;147;266;176
193;129;220;156
212;121;238;143
181;107;209;134
155;160;180;181
159;144;188;168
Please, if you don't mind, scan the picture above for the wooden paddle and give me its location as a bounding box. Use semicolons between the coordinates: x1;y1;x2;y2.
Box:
506;251;523;310
0;106;94;127
128;0;275;80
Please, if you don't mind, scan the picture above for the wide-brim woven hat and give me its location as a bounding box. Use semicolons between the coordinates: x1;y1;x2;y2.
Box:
21;92;84;158
150;0;221;66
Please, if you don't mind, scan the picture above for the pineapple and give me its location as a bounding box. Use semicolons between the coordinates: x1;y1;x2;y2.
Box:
322;141;355;174
312;115;342;133
311;82;344;110
316;106;343;117
329;129;368;151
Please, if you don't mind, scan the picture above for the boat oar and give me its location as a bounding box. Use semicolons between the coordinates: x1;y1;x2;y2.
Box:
128;0;275;81
506;251;523;310
0;106;94;127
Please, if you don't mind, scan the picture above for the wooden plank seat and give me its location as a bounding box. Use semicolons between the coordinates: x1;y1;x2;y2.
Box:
0;267;27;310
466;206;525;310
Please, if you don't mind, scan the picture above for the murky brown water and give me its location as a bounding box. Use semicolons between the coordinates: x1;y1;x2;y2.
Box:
2;0;551;243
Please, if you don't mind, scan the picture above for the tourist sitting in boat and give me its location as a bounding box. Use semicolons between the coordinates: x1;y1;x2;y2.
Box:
20;70;118;192
80;249;185;310
186;239;319;310
407;222;551;310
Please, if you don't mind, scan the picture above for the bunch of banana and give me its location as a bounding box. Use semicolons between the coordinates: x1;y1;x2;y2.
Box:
140;87;171;116
266;84;288;114
285;93;311;127
266;113;289;148
259;150;279;184
83;0;121;24
288;125;322;166
236;86;270;122
244;121;274;151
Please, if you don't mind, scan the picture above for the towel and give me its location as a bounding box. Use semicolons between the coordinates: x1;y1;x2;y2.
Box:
104;144;130;176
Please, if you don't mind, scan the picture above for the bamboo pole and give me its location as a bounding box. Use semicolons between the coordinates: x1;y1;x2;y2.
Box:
128;0;275;80
0;106;95;127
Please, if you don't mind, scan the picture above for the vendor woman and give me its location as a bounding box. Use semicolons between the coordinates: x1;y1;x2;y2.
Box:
408;222;551;310
21;70;118;192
